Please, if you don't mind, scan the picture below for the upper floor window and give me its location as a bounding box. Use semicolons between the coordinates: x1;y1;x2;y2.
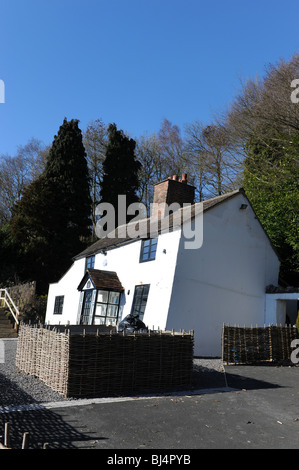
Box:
53;295;64;315
85;255;95;270
140;238;158;263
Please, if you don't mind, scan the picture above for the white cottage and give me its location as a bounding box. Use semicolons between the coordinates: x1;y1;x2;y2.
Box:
45;175;281;356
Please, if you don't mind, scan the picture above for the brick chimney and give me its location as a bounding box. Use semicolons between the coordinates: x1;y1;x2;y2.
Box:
151;173;195;219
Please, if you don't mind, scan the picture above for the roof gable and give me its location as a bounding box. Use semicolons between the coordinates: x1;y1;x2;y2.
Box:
77;269;124;292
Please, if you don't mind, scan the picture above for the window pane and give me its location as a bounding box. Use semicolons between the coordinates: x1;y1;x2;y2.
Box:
86;255;95;270
97;290;109;303
95;303;107;316
107;305;118;317
108;291;120;305
106;317;117;326
94;316;106;325
142;285;149;296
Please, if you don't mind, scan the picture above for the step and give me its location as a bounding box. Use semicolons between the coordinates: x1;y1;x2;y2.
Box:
0;316;15;326
0;316;18;337
0;330;18;338
0;322;14;329
0;323;18;336
0;309;16;323
0;304;18;337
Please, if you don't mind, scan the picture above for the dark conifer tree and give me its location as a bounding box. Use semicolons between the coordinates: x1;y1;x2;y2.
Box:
10;118;92;292
99;123;141;228
43;118;91;241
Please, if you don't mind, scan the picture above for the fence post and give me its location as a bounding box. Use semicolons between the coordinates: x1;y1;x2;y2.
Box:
4;422;10;448
269;325;273;361
243;325;247;364
21;432;30;449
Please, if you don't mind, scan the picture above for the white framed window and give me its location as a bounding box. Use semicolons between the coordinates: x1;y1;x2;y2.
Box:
85;255;95;270
131;285;150;321
140;238;158;262
93;290;121;326
53;296;64;315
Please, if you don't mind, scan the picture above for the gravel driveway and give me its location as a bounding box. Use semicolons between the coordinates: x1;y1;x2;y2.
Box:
0;339;226;408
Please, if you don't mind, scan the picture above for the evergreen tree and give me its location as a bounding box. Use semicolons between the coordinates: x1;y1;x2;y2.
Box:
243;135;299;286
0;224;19;286
9;177;49;286
99;123;141;228
43;118;91;240
10;118;92;292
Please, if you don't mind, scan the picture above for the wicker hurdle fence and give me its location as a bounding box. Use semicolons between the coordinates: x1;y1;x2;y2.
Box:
16;324;69;395
222;324;298;365
16;323;194;398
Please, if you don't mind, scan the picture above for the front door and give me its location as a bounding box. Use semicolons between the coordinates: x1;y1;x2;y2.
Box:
80;290;94;324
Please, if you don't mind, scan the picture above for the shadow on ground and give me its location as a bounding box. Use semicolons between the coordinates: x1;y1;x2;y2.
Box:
0;408;107;449
0;373;43;408
192;363;283;392
0;373;106;449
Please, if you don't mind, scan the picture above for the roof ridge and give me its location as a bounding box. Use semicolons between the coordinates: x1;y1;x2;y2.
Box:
74;188;243;259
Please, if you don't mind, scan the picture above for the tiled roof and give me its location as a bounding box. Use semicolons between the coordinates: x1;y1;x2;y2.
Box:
74;189;243;260
77;269;124;292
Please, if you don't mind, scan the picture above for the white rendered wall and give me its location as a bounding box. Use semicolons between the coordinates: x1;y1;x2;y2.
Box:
101;229;181;329
45;229;181;328
166;193;280;356
46;257;85;325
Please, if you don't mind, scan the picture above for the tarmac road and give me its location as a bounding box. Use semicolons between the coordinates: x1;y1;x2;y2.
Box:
1;363;299;452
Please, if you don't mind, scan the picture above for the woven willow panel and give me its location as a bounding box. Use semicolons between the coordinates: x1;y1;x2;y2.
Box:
222;324;298;364
16;324;69;395
16;324;194;398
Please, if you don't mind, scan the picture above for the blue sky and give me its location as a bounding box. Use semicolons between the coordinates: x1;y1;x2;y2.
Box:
0;0;298;156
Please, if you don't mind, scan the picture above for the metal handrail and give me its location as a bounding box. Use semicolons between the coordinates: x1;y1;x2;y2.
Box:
0;289;19;326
